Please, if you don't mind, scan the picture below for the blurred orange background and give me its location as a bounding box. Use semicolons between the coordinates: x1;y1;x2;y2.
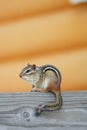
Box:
0;0;87;92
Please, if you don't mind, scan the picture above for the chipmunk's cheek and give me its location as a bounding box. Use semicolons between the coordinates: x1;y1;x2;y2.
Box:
22;76;29;81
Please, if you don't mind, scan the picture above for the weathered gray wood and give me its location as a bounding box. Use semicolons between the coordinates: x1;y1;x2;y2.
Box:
0;91;87;130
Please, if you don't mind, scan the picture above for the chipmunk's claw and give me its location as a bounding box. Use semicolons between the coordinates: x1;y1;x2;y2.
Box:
30;89;41;92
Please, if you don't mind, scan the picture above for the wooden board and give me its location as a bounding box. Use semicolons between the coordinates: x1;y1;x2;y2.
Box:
0;91;87;130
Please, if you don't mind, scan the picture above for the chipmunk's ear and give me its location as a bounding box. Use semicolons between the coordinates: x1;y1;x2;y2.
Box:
32;64;36;69
27;63;30;66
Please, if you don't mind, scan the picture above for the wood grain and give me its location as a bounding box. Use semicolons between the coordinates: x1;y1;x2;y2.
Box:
0;91;87;130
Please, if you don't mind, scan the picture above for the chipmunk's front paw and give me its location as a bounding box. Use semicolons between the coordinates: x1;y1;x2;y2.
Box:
30;89;41;92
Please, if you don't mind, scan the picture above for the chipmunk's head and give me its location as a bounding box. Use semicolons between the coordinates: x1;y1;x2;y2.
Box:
19;64;40;85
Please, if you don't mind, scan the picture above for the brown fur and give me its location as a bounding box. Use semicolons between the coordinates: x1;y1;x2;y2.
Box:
19;64;62;116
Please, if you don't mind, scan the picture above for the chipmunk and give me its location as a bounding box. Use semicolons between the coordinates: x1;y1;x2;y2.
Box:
19;64;63;116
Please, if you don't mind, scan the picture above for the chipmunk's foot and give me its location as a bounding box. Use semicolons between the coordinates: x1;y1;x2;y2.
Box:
30;89;41;92
30;88;45;92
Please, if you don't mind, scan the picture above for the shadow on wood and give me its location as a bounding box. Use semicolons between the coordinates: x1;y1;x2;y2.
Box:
0;91;87;129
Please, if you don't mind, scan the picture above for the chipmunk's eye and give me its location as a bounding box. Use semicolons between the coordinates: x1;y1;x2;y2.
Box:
25;69;30;74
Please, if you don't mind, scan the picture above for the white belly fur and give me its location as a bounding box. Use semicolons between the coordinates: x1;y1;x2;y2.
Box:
42;78;49;89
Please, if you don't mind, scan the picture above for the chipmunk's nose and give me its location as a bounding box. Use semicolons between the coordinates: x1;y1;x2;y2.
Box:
19;73;22;78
